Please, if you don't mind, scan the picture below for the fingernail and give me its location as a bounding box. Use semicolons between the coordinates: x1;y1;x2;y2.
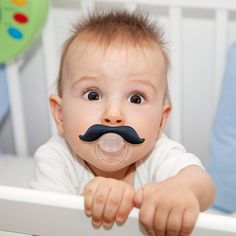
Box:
92;219;102;227
85;208;91;216
103;221;113;229
116;215;125;224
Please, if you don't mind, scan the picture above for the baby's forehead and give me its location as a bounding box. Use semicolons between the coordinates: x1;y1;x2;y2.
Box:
64;37;167;72
63;39;167;92
62;39;167;93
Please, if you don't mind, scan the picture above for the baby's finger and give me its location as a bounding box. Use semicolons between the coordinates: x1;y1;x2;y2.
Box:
103;185;123;228
133;188;143;208
139;202;156;236
153;206;169;236
91;184;111;227
179;208;198;236
116;187;134;224
84;179;100;216
166;207;182;236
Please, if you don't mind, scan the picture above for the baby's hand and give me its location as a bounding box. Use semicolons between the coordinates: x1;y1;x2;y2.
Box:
84;176;135;228
134;178;200;236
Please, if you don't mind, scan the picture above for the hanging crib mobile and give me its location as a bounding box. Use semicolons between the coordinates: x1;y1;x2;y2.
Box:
0;0;49;63
0;0;49;154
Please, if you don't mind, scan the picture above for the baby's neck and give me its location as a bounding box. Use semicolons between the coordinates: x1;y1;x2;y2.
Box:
122;164;135;185
86;163;135;185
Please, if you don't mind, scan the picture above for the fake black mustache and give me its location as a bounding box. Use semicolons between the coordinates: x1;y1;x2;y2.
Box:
79;124;145;144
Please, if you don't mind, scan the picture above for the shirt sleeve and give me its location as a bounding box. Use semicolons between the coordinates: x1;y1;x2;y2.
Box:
154;149;204;183
141;134;205;183
30;142;77;195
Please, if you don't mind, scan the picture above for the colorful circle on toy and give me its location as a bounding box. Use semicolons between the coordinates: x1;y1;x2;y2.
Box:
0;0;49;63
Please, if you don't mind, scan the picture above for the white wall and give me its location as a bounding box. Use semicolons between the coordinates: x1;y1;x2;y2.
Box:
1;2;236;162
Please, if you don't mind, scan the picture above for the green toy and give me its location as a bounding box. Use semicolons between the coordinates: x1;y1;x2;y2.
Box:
0;0;49;63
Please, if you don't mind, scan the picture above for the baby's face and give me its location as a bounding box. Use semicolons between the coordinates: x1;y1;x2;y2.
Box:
53;40;170;173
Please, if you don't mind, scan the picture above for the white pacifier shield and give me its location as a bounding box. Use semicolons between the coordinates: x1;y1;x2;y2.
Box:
98;133;124;153
94;133;133;165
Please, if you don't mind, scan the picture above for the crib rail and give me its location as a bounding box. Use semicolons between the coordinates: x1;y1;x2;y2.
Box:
95;0;236;10
0;185;235;236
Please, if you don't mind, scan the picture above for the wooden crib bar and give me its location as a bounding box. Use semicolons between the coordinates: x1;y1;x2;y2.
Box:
96;0;236;10
0;185;236;236
6;62;28;157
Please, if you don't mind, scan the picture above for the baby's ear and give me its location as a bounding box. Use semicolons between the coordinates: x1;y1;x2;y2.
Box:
49;95;64;134
160;102;171;129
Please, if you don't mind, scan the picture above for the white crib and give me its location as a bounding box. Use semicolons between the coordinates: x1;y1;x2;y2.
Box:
0;183;236;236
1;0;236;235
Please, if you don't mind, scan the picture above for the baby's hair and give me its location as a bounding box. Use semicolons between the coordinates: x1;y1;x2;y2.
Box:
57;9;170;101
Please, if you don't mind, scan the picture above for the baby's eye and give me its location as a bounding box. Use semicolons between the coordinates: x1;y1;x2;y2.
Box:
83;90;101;100
128;94;145;104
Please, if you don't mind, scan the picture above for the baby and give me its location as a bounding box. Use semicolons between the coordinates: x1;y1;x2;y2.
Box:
31;10;215;236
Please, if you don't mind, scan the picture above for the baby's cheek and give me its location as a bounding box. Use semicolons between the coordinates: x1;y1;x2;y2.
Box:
131;139;155;163
140;123;160;142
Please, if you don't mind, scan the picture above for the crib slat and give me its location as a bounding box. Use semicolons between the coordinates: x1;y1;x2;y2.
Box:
168;7;182;143
6;62;28;156
41;7;58;136
213;9;228;110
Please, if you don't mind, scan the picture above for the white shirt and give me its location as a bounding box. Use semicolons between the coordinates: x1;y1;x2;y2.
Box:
31;133;203;194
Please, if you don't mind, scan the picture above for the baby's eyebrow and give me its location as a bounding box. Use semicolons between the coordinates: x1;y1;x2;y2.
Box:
129;79;157;92
71;75;158;92
72;75;100;87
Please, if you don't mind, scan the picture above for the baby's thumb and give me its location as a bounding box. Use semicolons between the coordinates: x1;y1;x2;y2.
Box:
133;188;144;208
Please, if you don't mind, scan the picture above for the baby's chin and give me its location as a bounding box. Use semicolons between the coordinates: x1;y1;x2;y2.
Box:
85;158;132;173
84;160;135;180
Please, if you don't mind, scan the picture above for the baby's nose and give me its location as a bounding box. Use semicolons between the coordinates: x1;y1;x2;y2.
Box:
102;116;124;125
101;106;125;126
